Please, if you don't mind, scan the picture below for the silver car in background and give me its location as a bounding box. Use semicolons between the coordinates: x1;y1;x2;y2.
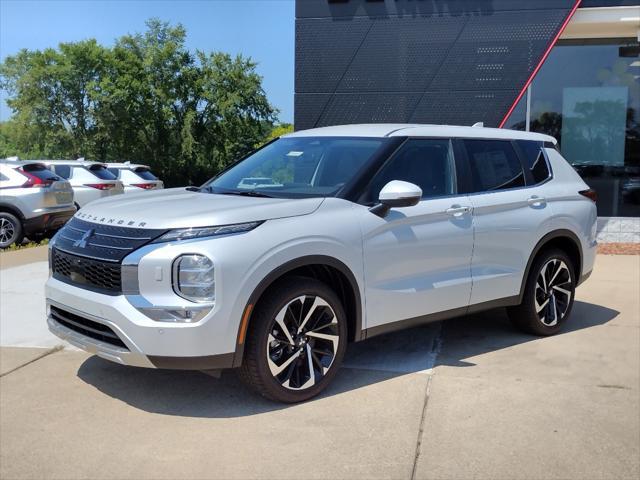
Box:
0;159;75;248
106;162;164;192
41;160;124;208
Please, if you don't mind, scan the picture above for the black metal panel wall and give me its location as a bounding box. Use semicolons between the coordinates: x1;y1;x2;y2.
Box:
295;0;579;130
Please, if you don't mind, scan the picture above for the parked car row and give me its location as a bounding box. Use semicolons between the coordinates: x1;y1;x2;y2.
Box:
0;159;162;248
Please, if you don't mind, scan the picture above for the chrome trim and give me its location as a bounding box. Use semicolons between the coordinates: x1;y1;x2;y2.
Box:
46;299;154;368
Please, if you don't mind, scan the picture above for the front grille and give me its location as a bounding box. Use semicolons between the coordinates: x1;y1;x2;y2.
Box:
50;305;128;350
52;249;121;294
50;217;166;293
54;217;167;262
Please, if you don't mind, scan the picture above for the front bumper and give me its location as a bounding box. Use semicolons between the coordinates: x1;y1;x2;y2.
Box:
23;207;76;236
46;277;237;370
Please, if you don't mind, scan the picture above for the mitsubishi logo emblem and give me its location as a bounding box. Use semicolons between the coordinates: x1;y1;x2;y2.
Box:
73;229;94;248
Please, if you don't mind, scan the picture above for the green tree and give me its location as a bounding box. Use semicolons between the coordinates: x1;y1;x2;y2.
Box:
0;19;278;186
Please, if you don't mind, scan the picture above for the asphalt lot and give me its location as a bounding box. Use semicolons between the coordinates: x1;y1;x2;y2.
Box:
0;251;638;479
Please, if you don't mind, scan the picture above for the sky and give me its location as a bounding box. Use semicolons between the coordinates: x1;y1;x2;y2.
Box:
0;0;295;122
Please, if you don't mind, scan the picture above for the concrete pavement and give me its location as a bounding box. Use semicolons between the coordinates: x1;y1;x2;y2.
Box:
0;254;638;479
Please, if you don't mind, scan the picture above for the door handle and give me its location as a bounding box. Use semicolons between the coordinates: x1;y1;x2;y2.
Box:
446;205;472;217
527;195;546;207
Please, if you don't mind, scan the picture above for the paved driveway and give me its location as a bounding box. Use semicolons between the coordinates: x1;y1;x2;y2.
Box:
0;253;638;479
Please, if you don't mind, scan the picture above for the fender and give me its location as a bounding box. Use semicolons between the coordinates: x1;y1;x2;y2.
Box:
517;229;583;302
231;255;363;368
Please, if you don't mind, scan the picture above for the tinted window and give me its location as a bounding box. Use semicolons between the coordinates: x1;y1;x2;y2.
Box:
517;140;551;184
107;167;121;178
134;168;158;180
53;164;71;179
86;165;117;180
366;139;456;202
464;140;524;192
21;164;60;181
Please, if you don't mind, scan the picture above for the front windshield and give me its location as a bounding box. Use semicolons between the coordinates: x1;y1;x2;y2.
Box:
205;137;386;198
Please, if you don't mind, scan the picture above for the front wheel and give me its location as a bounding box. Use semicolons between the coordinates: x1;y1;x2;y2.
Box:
239;277;347;403
508;248;576;336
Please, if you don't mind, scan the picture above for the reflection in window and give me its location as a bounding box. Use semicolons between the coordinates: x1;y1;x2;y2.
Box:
367;139;456;202
464;140;525;192
503;39;640;217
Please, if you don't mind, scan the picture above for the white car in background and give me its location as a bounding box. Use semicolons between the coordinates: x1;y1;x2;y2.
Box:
106;163;163;192
41;160;124;208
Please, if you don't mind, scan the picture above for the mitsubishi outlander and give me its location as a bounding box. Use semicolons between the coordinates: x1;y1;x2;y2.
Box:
46;124;597;402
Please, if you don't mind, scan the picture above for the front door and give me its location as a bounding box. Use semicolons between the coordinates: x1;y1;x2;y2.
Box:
360;139;474;332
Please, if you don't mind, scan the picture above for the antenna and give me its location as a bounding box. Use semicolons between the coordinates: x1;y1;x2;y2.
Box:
472;122;484;128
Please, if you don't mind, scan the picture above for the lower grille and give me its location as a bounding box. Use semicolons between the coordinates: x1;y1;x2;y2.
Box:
52;248;121;294
50;306;128;350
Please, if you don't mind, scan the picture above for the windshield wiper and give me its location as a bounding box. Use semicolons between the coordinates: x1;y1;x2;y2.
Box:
218;190;274;198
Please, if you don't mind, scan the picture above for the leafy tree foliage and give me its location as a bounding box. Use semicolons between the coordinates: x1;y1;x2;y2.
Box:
0;19;278;186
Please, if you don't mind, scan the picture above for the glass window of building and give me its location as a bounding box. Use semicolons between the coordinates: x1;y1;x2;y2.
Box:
504;39;640;217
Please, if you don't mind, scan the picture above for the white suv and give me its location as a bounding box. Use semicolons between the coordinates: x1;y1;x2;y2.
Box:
45;124;597;402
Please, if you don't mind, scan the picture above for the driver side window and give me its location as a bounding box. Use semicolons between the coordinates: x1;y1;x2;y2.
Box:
364;139;456;203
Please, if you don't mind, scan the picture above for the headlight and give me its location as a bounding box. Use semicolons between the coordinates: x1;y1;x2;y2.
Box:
153;221;262;243
172;254;215;303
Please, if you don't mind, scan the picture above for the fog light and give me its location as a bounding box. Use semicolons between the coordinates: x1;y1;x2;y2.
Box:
172;254;215;303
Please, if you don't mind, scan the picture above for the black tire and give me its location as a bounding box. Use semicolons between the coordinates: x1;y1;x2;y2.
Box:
239;276;348;403
0;212;24;248
508;248;576;336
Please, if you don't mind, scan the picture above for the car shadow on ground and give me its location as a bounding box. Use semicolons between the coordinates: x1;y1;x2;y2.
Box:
76;300;619;418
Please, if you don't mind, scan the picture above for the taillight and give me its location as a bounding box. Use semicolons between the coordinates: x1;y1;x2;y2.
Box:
131;183;156;190
20;170;52;188
579;189;597;202
84;183;116;190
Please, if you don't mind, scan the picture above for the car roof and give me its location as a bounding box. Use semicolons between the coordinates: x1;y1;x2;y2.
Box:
283;123;557;144
36;159;106;167
0;159;47;167
105;162;151;169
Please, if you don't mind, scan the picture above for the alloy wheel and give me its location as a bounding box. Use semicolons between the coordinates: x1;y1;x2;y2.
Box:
535;259;572;327
266;295;340;390
0;218;16;245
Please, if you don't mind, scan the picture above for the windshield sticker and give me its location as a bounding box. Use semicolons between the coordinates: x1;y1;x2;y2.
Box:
286;151;304;157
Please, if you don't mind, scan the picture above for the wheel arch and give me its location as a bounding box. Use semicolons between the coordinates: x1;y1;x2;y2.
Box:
232;255;363;368
519;229;583;302
0;203;25;221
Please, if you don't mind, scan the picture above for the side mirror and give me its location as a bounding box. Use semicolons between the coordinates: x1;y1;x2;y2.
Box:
369;180;422;217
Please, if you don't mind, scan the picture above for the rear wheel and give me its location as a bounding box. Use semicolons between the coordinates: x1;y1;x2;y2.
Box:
239;277;347;403
508;248;575;336
0;213;23;248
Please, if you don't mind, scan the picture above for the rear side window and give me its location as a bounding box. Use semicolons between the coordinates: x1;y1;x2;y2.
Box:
21;164;61;182
134;168;158;180
464;140;524;192
86;165;117;180
366;139;456;202
517;140;551;184
53;164;71;179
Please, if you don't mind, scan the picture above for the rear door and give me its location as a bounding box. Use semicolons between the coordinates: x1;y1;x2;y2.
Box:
360;138;474;332
463;139;554;305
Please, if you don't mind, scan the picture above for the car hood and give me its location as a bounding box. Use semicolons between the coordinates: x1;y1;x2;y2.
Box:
75;188;325;229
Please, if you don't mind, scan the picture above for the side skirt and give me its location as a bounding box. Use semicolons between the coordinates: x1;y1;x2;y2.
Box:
362;295;520;340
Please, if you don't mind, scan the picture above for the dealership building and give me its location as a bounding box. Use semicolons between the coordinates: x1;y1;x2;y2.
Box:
294;0;640;240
